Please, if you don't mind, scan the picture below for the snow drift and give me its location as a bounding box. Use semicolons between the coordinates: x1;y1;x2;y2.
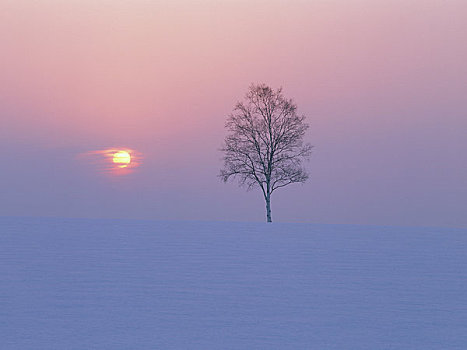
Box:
1;217;466;349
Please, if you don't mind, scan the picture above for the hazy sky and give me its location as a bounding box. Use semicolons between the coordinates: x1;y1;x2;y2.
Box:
1;0;466;227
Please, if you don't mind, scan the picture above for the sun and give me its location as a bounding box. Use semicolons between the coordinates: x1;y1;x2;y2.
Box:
112;150;131;168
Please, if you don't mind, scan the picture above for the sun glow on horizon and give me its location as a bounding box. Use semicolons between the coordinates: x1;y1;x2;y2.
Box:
78;148;142;175
112;150;131;168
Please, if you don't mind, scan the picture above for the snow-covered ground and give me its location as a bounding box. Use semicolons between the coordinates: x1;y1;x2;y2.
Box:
1;217;466;349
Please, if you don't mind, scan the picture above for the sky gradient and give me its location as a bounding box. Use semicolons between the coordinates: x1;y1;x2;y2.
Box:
1;0;466;227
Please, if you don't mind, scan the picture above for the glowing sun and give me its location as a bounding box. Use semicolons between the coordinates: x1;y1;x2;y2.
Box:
112;150;131;168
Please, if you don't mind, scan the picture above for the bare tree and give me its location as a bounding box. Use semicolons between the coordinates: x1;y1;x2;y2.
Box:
220;83;312;222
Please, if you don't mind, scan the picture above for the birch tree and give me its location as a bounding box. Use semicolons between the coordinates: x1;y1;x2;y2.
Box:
220;84;312;222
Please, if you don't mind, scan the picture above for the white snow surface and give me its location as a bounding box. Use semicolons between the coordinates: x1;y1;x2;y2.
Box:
1;217;466;349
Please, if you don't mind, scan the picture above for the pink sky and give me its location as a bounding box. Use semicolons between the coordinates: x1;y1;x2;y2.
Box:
1;0;466;227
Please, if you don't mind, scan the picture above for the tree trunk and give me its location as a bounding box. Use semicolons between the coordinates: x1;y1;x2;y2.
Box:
265;194;272;223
